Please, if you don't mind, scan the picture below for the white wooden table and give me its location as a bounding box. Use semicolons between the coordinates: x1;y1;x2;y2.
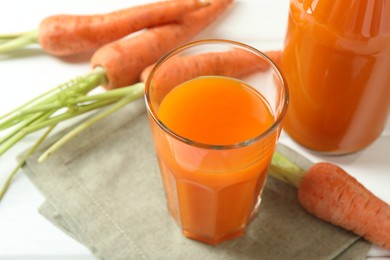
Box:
0;0;389;259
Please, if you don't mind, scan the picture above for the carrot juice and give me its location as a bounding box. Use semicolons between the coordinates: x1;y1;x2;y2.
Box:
281;0;390;154
145;40;288;245
150;76;276;244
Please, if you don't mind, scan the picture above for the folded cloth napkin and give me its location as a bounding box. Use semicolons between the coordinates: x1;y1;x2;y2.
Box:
22;99;371;260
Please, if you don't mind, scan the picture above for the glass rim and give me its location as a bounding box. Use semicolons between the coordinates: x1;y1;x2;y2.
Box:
144;39;289;150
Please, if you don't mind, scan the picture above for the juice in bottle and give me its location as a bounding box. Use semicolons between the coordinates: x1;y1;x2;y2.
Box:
281;0;390;153
151;76;277;244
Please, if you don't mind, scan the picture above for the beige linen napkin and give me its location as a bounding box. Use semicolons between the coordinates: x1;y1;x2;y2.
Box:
22;99;371;260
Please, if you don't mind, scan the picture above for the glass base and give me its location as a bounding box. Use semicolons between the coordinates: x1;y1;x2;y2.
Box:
183;228;246;245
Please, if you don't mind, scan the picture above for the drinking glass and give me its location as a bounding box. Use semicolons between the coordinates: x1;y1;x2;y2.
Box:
145;39;288;245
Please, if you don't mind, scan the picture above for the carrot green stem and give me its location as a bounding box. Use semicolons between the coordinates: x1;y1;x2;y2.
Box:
25;84;142;135
0;66;107;130
0;31;31;39
0;110;55;155
73;87;137;103
0;112;44;145
0;113;38;131
38;82;145;162
0;30;39;54
0;97;116;156
0;84;61;125
24;98;119;133
0;124;56;202
18;83;128;116
0;67;107;155
17;102;66;115
269;151;306;188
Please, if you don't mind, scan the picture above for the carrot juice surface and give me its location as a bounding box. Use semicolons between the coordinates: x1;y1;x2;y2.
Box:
153;76;277;244
158;76;274;145
281;0;390;154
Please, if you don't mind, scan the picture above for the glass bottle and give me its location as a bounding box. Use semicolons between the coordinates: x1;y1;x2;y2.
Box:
281;0;390;154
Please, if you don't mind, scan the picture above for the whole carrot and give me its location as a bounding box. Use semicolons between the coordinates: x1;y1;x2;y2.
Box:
270;152;390;251
0;0;210;56
140;48;281;104
299;163;390;250
141;49;282;82
91;0;233;89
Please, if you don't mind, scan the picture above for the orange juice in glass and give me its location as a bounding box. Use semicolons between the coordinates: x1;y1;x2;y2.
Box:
145;40;288;245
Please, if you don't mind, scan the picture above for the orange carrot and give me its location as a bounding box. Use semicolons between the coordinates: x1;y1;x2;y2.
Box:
0;0;210;56
272;153;390;251
91;0;233;89
140;48;281;104
140;49;279;82
298;162;390;250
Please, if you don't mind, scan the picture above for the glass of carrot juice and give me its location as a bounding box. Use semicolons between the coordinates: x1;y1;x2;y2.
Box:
144;39;288;245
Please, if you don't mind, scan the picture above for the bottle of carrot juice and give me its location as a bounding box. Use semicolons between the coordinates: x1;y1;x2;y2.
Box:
281;0;390;154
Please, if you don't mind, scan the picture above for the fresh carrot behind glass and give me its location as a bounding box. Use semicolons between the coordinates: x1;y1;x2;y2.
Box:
140;48;281;83
270;153;390;251
0;0;210;56
140;49;281;105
